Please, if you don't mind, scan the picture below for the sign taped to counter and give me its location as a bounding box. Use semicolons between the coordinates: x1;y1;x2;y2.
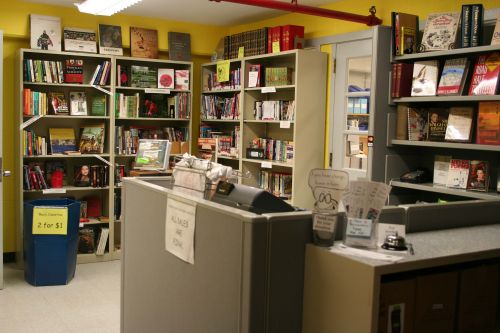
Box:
165;196;196;264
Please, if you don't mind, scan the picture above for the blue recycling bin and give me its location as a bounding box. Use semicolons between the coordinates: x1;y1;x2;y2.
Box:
23;198;81;286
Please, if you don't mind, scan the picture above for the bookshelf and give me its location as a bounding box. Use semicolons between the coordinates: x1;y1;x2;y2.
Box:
201;49;327;209
386;42;500;204
17;49;193;264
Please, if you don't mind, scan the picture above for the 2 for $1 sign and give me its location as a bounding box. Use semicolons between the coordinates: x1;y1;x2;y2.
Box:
32;206;68;235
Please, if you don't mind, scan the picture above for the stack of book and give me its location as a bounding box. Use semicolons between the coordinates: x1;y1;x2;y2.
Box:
205;68;241;91
259;171;292;199
89;60;111;86
254;100;295;120
201;93;240;120
267;25;305;53
249;137;294;163
265;67;293;86
223;27;269;59
22;130;47;156
23;164;49;190
23;89;48;115
115;93;140;118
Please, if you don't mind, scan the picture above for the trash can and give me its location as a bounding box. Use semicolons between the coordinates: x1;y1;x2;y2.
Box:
23;198;80;286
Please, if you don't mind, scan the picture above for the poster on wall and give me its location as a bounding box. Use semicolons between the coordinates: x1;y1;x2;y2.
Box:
30;14;61;51
130;27;158;59
63;27;97;53
98;24;123;55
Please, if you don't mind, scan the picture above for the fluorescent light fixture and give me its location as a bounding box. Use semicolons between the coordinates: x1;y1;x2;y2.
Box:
75;0;143;16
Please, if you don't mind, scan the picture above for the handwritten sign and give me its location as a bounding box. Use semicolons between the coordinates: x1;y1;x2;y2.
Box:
238;46;245;59
313;213;337;233
308;169;349;212
165;197;196;264
346;218;373;239
32;207;68;235
377;223;405;246
280;120;291;129
261;86;276;93
272;41;280;53
42;188;67;194
216;60;230;82
261;161;272;169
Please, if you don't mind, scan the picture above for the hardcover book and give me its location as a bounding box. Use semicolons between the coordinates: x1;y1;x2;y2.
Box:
63;27;97;53
468;53;500;96
74;165;91;187
78;227;95;254
437;58;469;95
391;12;419;56
421;12;460;51
175;70;190;90
168;32;191;61
460;5;472;48
467;160;489;191
98;24;123;55
407;108;428;141
64;59;84;84
428;108;449;141
30;14;61;51
476;102;500;145
395;104;409;140
48;92;69;115
470;4;484;47
69;92;87;116
49;128;76;154
445;107;474;143
411;60;439;96
158;68;174;89
433;155;452;186
79;124;105;154
248;64;262;88
280;25;304;51
446;159;470;189
130;27;158;59
130;65;156;88
392;63;414;98
492;13;500;45
91;95;106;116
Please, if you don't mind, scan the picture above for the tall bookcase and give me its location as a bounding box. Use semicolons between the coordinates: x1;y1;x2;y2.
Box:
201;49;327;209
386;44;500;204
17;49;193;264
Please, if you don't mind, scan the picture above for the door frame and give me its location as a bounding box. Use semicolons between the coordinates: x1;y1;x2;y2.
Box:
0;29;4;289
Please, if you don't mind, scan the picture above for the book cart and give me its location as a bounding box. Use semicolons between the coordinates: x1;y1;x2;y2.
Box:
17;48;193;264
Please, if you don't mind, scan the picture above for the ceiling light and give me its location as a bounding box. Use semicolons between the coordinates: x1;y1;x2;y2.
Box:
75;0;143;16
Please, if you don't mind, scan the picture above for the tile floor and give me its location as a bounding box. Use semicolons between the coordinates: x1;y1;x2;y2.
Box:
0;261;120;333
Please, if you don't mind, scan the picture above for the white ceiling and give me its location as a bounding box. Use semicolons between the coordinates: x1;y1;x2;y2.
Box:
24;0;335;26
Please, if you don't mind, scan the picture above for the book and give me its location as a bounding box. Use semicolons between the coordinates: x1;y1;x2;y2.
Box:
69;92;87;116
468;53;500;96
437;58;469;95
445;107;474;142
30;14;61;51
98;24;123;55
91;95;107;116
96;228;110;255
168;32;191;61
476;102;500;145
175;70;190;90
130;27;158;59
134;139;172;170
392;63;414;98
433;155;452;186
49;128;76;154
460;5;472;48
64;59;84;84
411;60;439;96
158;68;174;89
74;165;91;187
63;27;97;53
79;124;105;154
470;4;483;47
248;64;262;88
428;108;449;141
130;65;156;88
467;160;489;191
80;200;88;219
48;92;69;114
391;12;419;56
281;25;304;51
446;159;470;189
119;65;129;87
267;26;282;53
421;12;460;51
407;108;428;141
492;13;500;45
396;104;409;140
86;196;102;218
78;227;95;254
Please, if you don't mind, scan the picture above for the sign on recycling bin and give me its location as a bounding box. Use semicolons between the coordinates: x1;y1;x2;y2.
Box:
32;206;68;235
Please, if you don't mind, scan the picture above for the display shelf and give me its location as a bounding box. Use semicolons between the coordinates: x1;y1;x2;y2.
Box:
115;117;190;121
23;153;111;159
346;113;369;117
244;85;295;92
79;218;109;226
391;140;500;151
394;95;500;103
202;89;241;94
346;91;371;97
217;155;239;161
115;86;191;93
23;115;111;120
242;158;293;168
394;44;500;61
243;119;295;124
23;82;112;89
24;186;111;193
200;118;240;122
389;181;500;200
344;130;369;135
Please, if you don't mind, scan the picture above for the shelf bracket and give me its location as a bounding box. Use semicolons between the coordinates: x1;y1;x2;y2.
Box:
92;85;112;96
93;154;113;166
20;115;42;130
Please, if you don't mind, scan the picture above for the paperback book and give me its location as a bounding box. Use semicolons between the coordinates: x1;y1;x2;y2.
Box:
91;95;106;116
444;107;474;143
433;155;452;186
467;160;489;192
158;68;174;89
437;58;469;95
98;24;123;55
79;124;105;154
130;27;158;59
391;12;419;56
476;102;500;145
492;13;500;45
69;92;87;116
427;108;449;141
63;27;97;53
49;128;76;154
446;159;470;189
168;32;191;61
420;12;460;51
64;59;84;84
175;70;190;90
411;60;439;96
407;108;428;141
468;53;500;96
48;92;69;115
30;14;61;51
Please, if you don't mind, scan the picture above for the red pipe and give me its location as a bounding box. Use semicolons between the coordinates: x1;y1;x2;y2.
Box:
210;0;382;26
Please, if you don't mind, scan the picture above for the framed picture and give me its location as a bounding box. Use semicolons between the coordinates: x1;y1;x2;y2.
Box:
63;27;97;53
30;14;61;51
98;24;123;55
130;27;158;59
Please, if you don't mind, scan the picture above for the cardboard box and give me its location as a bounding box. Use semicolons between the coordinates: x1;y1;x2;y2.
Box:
456;263;499;333
378;278;416;333
170;141;189;155
414;271;458;332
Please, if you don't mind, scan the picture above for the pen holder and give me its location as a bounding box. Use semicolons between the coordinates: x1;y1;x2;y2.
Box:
312;211;343;247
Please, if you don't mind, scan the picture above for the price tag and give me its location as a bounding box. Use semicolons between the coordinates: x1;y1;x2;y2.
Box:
42;188;67;194
238;47;245;59
346;218;373;239
32;206;68;235
145;88;171;94
261;161;272;169
216;60;230;82
280;120;291;128
272;41;280;53
261;86;276;93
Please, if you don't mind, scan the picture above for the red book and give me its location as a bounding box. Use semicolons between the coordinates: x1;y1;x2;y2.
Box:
86;196;102;218
476;102;500;145
281;25;304;51
23;88;30;115
394;63;414;98
391;63;398;98
267;26;282;53
468;53;500;95
64;59;84;84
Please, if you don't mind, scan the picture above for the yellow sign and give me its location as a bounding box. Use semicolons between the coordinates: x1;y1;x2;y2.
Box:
32;207;68;235
216;60;230;82
238;47;245;59
272;41;280;53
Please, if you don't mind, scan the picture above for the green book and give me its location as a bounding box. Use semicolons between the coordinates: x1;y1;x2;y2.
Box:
91;95;107;116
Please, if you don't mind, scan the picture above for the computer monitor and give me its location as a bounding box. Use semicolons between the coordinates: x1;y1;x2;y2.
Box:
211;181;295;214
134;139;171;171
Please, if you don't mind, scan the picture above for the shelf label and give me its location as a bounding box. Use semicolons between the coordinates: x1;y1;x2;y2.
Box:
261;161;272;169
42;188;67;194
145;88;171;94
280;120;291;128
32;206;68;235
238;47;245;59
165;197;196;264
216;60;230;82
272;41;280;53
261;86;276;93
20;116;42;130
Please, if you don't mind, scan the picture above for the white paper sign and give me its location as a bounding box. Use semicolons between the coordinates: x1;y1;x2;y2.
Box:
145;88;171;94
377;223;406;246
261;86;276;93
280;120;291;128
261;161;272;169
165;197;196;264
313;213;337;233
346;218;373;238
42;188;67;194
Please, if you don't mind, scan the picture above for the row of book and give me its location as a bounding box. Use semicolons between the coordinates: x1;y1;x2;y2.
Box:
89;60;111;86
397;102;500;144
23;130;47;156
259;171;292;199
115;126;188;155
254;100;295;121
119;65;190;90
23;59;65;83
216;131;240;158
392;53;500;98
197;127;241;159
23;89;106;116
201;94;240;120
204;68;241;91
115;92;190;119
249;138;294;163
265;67;293;87
433;158;490;192
22;164;48;190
